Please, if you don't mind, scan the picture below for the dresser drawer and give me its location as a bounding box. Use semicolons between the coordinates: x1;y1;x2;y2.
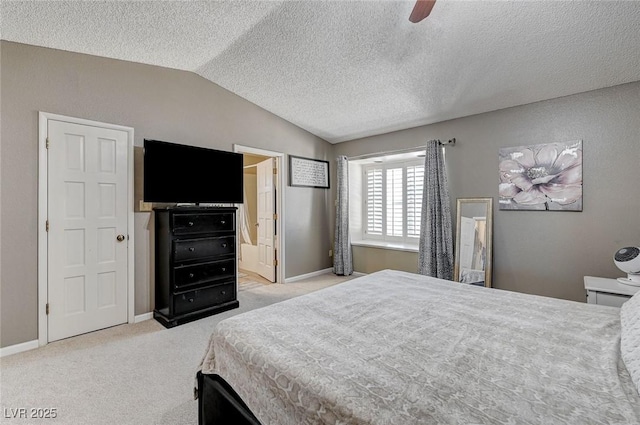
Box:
174;236;235;262
587;290;630;308
172;212;234;235
174;259;235;289
174;283;235;315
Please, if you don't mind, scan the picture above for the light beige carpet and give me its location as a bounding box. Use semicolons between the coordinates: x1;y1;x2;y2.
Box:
0;272;357;425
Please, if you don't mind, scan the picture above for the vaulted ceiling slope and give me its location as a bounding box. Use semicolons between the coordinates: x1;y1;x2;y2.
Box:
2;1;639;143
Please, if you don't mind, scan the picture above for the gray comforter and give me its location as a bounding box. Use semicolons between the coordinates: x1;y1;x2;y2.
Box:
200;270;640;424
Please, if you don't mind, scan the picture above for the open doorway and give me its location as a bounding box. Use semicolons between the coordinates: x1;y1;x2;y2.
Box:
234;145;284;285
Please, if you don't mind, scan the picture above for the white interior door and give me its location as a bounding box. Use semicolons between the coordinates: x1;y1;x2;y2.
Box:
47;120;129;342
256;158;276;282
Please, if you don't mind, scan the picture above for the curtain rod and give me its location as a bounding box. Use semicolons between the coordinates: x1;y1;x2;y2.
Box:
346;138;455;161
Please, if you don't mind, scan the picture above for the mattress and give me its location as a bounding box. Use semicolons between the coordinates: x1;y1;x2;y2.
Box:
200;269;640;424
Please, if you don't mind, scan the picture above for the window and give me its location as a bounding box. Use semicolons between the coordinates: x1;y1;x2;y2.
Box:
363;159;424;243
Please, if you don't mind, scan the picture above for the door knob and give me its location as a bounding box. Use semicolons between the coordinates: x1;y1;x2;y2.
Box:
116;234;125;242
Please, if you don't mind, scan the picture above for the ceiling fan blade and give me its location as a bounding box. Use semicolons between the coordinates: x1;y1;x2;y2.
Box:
409;0;436;23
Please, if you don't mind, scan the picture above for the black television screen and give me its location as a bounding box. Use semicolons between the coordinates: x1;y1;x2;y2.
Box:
143;139;243;204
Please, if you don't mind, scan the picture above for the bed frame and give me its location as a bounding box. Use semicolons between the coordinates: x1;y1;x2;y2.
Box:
196;372;261;425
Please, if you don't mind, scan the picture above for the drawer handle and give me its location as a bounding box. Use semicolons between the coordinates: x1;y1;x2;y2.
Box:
188;221;194;227
222;243;227;248
221;220;226;225
189;273;194;278
221;267;226;272
189;247;195;252
221;291;226;295
188;298;194;303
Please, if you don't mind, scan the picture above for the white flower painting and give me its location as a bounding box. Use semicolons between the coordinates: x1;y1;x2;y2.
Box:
498;140;582;211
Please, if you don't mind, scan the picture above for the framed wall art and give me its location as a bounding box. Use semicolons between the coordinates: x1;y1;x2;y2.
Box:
498;140;582;211
289;155;330;189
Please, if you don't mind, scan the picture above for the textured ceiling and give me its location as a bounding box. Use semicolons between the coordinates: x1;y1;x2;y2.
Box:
2;1;640;143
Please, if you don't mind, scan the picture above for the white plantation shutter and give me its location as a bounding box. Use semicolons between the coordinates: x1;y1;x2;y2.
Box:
365;168;383;235
362;156;424;243
386;168;403;237
406;164;424;238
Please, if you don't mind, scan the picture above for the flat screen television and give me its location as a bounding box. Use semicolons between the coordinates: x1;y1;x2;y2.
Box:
143;139;243;204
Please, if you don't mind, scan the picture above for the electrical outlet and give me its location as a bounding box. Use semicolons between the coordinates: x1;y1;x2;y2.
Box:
329;250;333;257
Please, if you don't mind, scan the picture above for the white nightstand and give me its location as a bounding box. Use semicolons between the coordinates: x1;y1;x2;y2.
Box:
584;276;640;308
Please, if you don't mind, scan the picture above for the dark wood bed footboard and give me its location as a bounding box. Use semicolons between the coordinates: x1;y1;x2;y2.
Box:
197;372;262;425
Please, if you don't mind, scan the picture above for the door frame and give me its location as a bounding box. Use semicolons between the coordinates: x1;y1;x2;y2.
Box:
37;112;135;346
233;144;284;284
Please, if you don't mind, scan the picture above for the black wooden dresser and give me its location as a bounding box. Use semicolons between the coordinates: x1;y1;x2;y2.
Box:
153;206;239;328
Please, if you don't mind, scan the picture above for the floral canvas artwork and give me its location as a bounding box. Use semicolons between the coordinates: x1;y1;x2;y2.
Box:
498;140;582;211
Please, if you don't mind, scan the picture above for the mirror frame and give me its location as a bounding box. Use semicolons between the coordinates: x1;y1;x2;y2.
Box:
453;197;493;288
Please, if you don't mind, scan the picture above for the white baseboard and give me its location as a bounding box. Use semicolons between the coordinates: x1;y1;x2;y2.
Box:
282;268;366;283
134;312;153;323
0;339;39;358
1;313;155;357
285;267;334;283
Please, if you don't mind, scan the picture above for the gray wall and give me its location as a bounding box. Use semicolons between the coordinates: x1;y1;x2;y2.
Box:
353;246;418;274
0;42;3;348
335;82;640;302
0;41;333;348
0;42;4;347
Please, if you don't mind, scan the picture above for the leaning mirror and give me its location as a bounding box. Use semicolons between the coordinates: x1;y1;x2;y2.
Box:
454;198;493;287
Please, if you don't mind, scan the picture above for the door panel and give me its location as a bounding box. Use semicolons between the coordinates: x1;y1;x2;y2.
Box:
256;158;276;282
48;120;128;342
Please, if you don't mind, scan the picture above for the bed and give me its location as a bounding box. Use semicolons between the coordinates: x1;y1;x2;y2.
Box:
196;269;640;424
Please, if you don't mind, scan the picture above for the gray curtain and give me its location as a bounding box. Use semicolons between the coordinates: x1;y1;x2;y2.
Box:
418;140;454;279
334;156;353;275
